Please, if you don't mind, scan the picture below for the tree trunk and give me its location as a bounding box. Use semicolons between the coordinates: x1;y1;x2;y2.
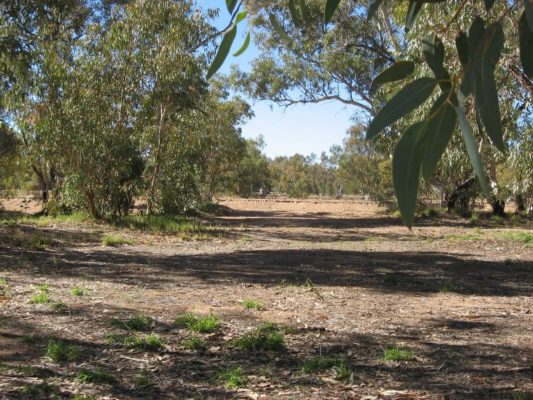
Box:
491;199;505;216
447;177;477;213
516;194;526;213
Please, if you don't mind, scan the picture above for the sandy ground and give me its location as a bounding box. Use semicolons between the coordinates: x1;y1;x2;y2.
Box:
0;197;532;399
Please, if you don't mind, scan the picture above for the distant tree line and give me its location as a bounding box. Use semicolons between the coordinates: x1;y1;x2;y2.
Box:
239;126;532;216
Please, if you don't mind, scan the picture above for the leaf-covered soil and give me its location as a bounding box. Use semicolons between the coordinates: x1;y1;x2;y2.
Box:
1;197;532;399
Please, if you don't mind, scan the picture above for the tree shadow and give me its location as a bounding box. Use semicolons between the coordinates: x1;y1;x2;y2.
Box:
1;246;530;297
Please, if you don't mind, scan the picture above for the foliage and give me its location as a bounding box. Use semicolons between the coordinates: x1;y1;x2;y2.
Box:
210;0;533;226
1;1;252;218
102;235;133;247
110;314;153;331
218;366;248;389
175;313;221;333
383;347;415;362
77;368;116;384
29;284;52;304
45;339;82;363
182;336;208;351
233;323;286;352
124;334;164;351
232;137;271;197
242;299;264;310
70;287;85;296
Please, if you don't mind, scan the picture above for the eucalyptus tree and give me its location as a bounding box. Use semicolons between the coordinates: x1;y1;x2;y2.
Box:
0;0;92;203
2;0;247;217
0;123;19;191
232;0;388;117
210;0;533;225
147;85;252;213
232;137;271;197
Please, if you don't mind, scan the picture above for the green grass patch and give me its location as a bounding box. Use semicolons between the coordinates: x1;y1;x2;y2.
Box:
51;302;67;311
111;314;153;331
102;234;133;247
105;333;129;345
334;358;352;380
301;355;352;380
77;368;116;384
175;313;221;333
133;369;152;387
182;336;207;351
30;283;52;304
233;323;286;352
6;212;92;227
30;233;54;250
438;283;457;293
109;214;218;237
301;354;332;373
125;334;164;351
21;381;60;397
0;278;8;297
242;299;263;311
36;283;50;293
514;392;533;400
106;333;163;351
70;286;85;296
16;365;36;376
45;339;82;363
490;214;505;224
496;231;533;246
30;292;51;304
218;366;248;389
383;347;415;362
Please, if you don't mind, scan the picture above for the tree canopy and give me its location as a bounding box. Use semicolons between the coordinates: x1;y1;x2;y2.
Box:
210;0;533;225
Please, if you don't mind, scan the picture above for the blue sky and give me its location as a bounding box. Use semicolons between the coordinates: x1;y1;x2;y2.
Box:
201;1;355;158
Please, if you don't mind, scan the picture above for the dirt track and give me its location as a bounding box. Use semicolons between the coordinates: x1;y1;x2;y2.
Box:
1;197;532;399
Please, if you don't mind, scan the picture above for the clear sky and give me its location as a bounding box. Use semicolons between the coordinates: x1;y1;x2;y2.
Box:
200;1;355;158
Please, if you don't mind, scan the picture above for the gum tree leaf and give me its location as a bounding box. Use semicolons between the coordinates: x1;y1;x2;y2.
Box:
422;33;451;91
235;11;247;24
371;61;415;92
460;17;485;97
484;0;496;11
526;0;533;31
456;31;469;66
455;105;491;197
207;24;237;79
233;32;250;57
226;0;237;14
474;22;505;151
367;77;437;140
421;92;458;181
519;11;533;78
289;0;303;27
367;0;385;21
393;122;425;228
325;0;341;23
299;0;312;23
405;1;423;32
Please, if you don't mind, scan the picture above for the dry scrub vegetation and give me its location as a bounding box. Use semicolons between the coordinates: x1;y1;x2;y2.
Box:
0;197;532;399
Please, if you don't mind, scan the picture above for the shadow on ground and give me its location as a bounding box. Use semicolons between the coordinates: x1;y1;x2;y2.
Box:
1;246;531;297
